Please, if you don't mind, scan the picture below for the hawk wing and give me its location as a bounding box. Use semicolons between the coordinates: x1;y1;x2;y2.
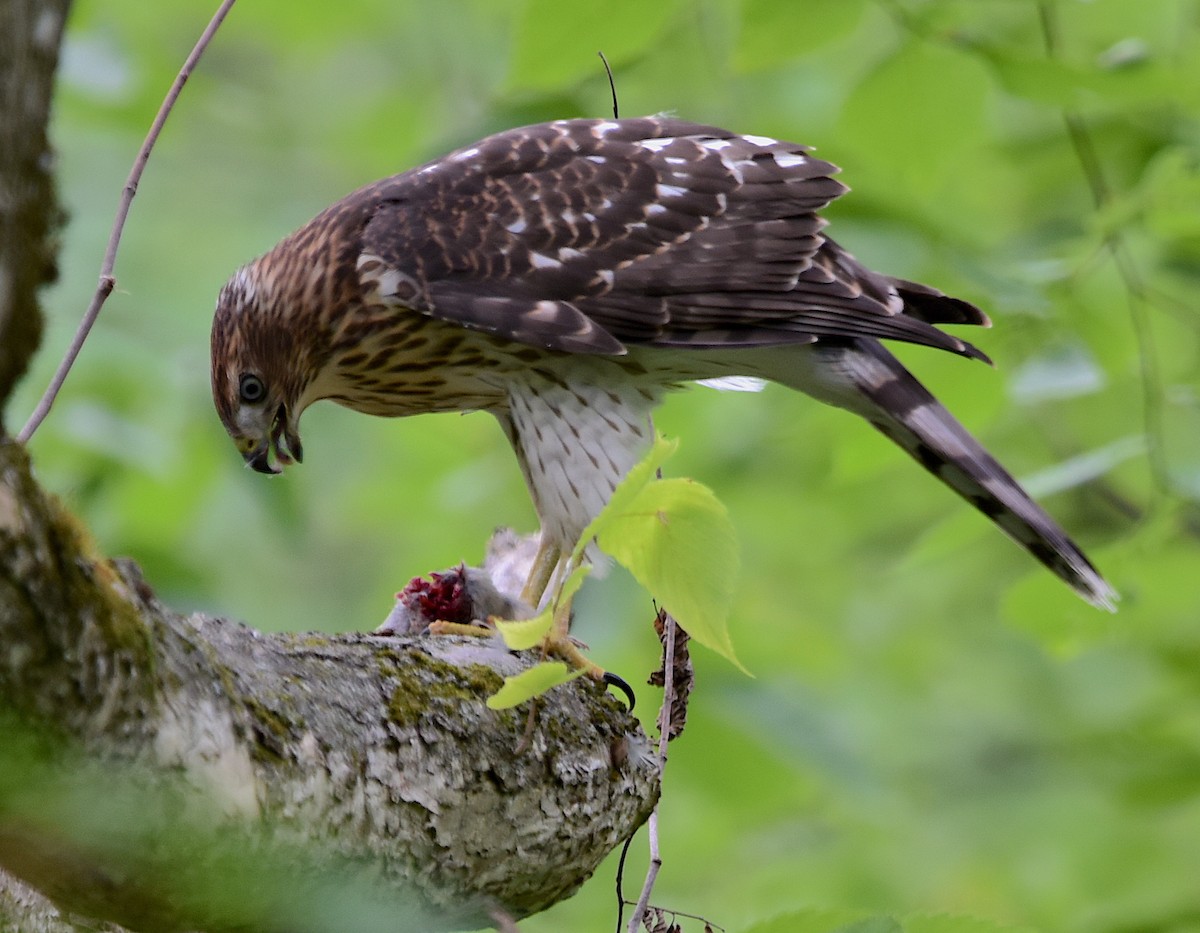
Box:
357;117;989;360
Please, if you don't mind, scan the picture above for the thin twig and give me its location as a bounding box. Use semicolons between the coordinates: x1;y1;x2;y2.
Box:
614;832;636;933
654;612;677;764
626;613;676;933
627;811;662;933
17;0;239;444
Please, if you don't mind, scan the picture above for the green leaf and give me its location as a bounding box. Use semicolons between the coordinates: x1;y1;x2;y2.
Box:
740;909;874;933
596;474;746;673
486;662;585;710
977;43;1177;108
508;0;684;92
733;0;866;72
569;433;679;566
569;434;744;672
1017;435;1145;499
493;611;555;652
741;912;1037;933
903;913;1038;933
838;40;991;197
494;565;590;650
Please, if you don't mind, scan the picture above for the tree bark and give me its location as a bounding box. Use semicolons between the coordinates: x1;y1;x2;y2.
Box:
0;439;659;931
0;0;67;427
0;3;659;929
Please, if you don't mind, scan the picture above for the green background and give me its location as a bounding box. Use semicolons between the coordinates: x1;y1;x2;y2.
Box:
11;0;1200;930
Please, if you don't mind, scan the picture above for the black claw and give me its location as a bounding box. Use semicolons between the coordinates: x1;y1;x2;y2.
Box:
602;671;636;711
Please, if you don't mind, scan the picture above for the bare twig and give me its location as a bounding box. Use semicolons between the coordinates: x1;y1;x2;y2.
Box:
625;612;676;933
649;607;693;740
17;0;239;444
626;811;663;933
642;906;725;933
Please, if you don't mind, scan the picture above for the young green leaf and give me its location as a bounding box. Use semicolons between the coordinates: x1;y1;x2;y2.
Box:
597;473;746;674
486;661;586;710
569;433;679;566
493;565;591;651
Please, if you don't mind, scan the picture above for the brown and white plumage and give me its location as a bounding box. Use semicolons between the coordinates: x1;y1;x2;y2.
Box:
210;116;1116;610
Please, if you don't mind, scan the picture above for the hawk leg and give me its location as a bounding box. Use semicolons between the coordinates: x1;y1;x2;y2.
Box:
519;538;561;610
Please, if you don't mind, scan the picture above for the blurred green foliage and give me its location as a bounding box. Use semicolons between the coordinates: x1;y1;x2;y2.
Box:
9;0;1200;930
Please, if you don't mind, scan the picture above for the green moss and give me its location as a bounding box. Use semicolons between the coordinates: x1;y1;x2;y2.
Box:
380;645;504;728
276;632;333;650
45;496;156;668
244;696;290;740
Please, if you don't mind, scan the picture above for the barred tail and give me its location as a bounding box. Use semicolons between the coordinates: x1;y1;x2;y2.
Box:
802;341;1117;610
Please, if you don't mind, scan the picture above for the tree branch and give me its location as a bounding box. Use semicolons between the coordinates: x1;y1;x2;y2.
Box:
0;0;70;429
0;439;659;931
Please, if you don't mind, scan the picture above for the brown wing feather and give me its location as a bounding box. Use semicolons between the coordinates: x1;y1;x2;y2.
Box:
356;117;989;359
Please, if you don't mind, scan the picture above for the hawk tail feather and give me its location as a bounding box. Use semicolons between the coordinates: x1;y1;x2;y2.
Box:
822;342;1117;610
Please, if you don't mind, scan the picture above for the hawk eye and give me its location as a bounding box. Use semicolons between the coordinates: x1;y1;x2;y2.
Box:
238;373;266;404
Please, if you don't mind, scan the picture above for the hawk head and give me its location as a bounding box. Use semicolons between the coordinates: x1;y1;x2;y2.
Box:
210;263;311;475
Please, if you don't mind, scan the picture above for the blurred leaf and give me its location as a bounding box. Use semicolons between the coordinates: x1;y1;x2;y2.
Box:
494;609;556;651
741;908;873;933
508;0;685;92
1139;148;1200;240
1002;559;1122;654
733;0;866;72
1008;344;1106;404
904;914;1038;933
837;40;990;197
975;43;1179;108
1018;435;1145;498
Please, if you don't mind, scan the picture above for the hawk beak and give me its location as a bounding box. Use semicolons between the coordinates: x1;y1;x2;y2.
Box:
245;442;281;475
242;405;303;474
269;404;304;466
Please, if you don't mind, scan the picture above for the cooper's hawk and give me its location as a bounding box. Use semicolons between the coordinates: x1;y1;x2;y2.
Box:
211;117;1116;629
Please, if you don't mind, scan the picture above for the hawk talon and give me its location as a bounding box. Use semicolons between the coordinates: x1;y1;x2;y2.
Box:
602;671;636;711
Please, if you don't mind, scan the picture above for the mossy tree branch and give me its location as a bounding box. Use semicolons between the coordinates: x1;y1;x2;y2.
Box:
0;439;659;931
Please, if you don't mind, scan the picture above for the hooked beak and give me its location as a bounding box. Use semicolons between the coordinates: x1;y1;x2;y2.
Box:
242;404;304;475
245;442;279;475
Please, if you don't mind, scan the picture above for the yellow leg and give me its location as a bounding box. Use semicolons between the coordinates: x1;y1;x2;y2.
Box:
540;595;603;677
520;537;561;609
427;620;494;637
535;574;635;708
517;536;595;672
